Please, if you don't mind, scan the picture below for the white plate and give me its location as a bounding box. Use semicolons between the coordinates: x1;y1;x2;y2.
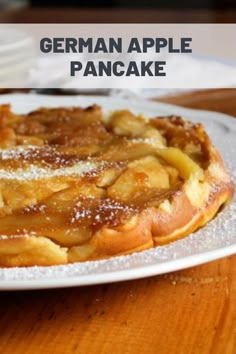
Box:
0;93;235;291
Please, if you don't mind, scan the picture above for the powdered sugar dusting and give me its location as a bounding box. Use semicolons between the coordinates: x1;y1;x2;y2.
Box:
69;197;138;228
0;145;39;159
0;160;101;180
0;234;30;240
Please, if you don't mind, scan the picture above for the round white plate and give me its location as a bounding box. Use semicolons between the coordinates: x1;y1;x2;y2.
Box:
0;94;235;291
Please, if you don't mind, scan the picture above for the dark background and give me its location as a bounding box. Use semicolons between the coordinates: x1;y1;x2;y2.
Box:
0;0;235;23
30;0;235;9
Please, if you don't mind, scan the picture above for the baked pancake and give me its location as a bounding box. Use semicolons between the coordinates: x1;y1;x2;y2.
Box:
0;104;233;267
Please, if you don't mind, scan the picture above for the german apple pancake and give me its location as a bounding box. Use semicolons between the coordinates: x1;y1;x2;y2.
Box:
0;104;233;267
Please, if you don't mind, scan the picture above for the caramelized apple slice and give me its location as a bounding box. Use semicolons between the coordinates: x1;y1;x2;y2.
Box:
108;110;146;137
107;156;170;201
156;147;204;180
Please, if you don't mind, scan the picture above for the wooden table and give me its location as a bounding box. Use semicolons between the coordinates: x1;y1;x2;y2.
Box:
0;7;235;23
0;89;235;354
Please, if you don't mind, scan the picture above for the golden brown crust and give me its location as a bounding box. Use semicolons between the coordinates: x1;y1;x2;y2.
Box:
0;105;233;266
75;177;233;260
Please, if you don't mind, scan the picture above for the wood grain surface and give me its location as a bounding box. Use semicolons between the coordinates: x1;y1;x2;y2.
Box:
0;89;235;354
0;8;235;24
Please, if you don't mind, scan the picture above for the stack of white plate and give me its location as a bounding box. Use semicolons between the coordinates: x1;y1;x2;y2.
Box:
0;27;35;88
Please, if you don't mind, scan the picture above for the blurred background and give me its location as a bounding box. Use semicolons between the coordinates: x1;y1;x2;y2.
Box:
0;0;235;9
0;0;235;23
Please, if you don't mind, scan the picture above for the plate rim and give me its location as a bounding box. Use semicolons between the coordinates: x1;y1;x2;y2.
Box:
0;243;236;291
